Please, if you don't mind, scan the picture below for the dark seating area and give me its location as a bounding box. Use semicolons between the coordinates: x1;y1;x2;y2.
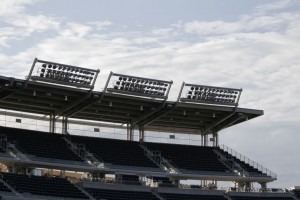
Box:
145;142;229;172
230;196;294;200
152;176;174;187
159;193;228;200
292;189;300;198
0;172;88;199
84;187;159;200
69;135;159;169
0;126;84;163
117;174;141;185
0;181;11;193
216;147;265;176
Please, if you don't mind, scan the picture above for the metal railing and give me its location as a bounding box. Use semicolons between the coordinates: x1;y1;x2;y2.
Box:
219;144;277;179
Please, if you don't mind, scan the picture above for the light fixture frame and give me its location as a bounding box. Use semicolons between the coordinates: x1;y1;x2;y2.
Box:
103;71;173;100
177;82;242;107
27;58;100;89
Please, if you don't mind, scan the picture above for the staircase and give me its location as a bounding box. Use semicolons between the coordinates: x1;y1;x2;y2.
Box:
213;148;250;177
7;142;30;161
139;143;179;174
0;175;23;198
63;137;104;168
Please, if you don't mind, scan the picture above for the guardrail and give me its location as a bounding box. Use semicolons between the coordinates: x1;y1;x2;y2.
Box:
219;144;277;179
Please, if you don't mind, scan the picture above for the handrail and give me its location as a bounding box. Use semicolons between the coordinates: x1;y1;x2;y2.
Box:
219;144;277;179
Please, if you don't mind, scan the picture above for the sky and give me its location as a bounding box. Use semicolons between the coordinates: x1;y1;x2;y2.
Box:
0;0;300;188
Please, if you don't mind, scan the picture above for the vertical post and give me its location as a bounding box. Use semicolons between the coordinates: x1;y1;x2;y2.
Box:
139;125;144;142
201;134;204;146
49;113;56;133
212;132;218;147
62;116;68;134
127;123;134;141
130;125;134;141
203;134;208;146
127;123;130;140
259;182;267;190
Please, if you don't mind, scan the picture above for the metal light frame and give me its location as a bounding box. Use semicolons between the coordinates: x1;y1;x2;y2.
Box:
27;58;100;89
104;71;173;100
177;82;242;106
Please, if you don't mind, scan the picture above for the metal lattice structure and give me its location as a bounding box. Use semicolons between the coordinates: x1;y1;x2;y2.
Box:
104;72;173;100
27;58;100;89
178;82;242;107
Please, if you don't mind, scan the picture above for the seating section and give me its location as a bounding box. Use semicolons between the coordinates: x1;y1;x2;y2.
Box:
69;135;159;168
159;193;227;200
216;147;265;176
117;174;141;185
0;126;83;162
0;182;11;192
230;196;294;200
292;189;300;198
85;187;159;200
145;142;229;172
152;176;174;187
0;172;88;199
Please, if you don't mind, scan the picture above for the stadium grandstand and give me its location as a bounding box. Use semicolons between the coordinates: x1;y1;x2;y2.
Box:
0;58;298;200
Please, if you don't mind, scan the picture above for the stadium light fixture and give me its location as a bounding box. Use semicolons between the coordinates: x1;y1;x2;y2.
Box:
103;71;173;100
177;82;242;106
27;58;100;89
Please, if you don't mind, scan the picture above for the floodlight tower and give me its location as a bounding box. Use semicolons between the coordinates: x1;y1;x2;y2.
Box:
27;58;100;133
177;82;242;147
103;71;173;141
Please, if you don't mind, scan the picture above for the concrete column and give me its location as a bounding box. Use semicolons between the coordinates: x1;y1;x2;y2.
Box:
259;182;267;190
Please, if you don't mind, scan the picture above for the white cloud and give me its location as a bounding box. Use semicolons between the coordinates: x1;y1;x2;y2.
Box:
88;21;112;30
255;0;299;13
0;0;299;188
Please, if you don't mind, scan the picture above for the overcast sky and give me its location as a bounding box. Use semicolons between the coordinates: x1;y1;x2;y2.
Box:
0;0;300;188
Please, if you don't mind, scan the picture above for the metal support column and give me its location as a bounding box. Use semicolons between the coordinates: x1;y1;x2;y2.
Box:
139;125;144;142
203;134;208;146
127;124;134;141
49;113;56;133
127;123;130;140
212;132;218;147
62;116;68;134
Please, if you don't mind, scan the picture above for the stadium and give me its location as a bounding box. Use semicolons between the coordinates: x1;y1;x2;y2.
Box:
0;58;298;200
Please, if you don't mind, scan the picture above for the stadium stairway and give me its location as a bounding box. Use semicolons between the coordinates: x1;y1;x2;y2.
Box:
139;143;179;174
62;136;104;168
212;148;248;177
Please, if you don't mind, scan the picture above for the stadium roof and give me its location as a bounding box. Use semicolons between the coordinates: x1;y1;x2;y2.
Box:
0;74;263;134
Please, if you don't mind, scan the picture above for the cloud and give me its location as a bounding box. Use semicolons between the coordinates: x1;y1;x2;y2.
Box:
255;0;299;13
0;0;299;188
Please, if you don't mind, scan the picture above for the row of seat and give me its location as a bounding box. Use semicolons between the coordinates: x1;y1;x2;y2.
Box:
230;196;294;200
84;187;159;200
0;172;297;200
0;126;265;175
145;142;229;172
216;147;265;175
0;172;88;199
